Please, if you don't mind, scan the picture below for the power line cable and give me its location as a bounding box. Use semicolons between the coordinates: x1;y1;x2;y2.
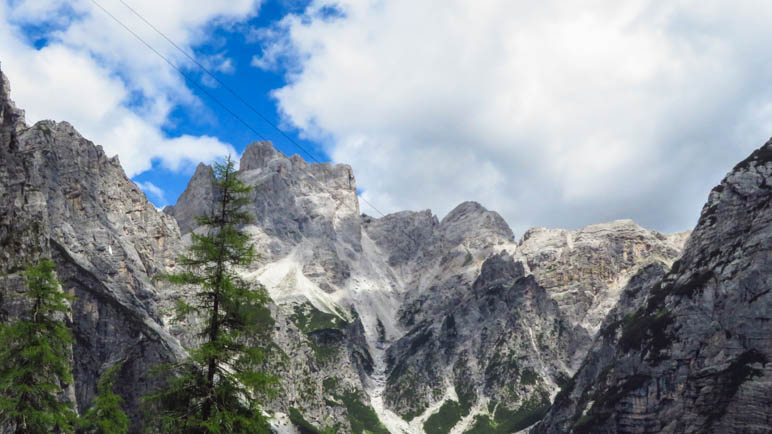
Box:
115;0;320;164
88;0;271;144
105;0;393;220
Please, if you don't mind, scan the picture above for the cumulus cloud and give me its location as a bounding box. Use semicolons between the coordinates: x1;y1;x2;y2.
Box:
255;0;772;235
0;0;261;176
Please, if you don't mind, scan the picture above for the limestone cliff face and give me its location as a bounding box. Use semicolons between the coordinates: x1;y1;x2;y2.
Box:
535;140;772;434
0;64;185;425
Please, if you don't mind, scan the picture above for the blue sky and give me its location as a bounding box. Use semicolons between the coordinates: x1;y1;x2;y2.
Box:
106;0;332;208
2;0;334;208
2;0;772;236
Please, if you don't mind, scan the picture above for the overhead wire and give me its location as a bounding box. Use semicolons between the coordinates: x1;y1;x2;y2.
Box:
88;0;271;144
115;0;319;164
108;0;395;220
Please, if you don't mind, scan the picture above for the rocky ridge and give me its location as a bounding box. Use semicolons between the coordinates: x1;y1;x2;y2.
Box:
374;217;686;432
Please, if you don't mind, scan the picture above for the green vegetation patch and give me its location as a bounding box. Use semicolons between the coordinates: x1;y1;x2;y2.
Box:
463;390;551;434
465;414;496;434
327;390;389;434
322;376;341;395
291;302;348;334
309;340;341;364
384;367;432;421
289;407;325;434
455;381;476;416
520;368;539;385
399;407;424;423
618;308;674;357
424;400;465;434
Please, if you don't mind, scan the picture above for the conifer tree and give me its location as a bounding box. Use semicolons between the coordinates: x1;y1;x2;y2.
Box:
78;363;129;434
0;259;77;433
146;156;275;433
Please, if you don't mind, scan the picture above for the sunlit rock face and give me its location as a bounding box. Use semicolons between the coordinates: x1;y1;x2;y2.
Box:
535;139;772;434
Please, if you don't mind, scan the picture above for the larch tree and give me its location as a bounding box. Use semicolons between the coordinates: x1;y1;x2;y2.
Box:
0;259;77;434
78;363;129;434
145;156;276;433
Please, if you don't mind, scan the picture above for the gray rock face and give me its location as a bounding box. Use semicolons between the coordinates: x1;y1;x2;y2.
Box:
535;139;772;434
163;162;214;235
383;252;572;425
518;220;688;354
376;217;685;431
0;64;185;426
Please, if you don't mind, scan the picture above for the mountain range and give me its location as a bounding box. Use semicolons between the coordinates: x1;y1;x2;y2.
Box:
1;62;769;433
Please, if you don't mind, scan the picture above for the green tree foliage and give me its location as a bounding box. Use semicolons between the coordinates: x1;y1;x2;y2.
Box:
0;259;77;433
79;363;129;434
145;156;276;433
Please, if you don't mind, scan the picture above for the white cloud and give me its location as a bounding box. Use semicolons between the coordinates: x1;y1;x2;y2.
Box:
0;0;261;176
214;56;235;74
256;0;772;235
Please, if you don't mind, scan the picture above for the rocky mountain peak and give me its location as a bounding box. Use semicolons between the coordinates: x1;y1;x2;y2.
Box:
0;63;25;130
164;162;214;234
192;161;213;176
240;140;283;171
440;201;515;247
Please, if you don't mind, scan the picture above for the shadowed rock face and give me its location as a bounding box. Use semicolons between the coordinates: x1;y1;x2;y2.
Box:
377;218;686;428
383;252;575;424
535;139;772;434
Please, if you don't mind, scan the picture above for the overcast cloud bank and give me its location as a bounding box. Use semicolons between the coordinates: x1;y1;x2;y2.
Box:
255;0;772;235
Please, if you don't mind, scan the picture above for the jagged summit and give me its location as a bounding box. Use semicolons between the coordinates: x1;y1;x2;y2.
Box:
0;63;25;130
440;200;515;246
167;140;359;236
240;140;284;171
